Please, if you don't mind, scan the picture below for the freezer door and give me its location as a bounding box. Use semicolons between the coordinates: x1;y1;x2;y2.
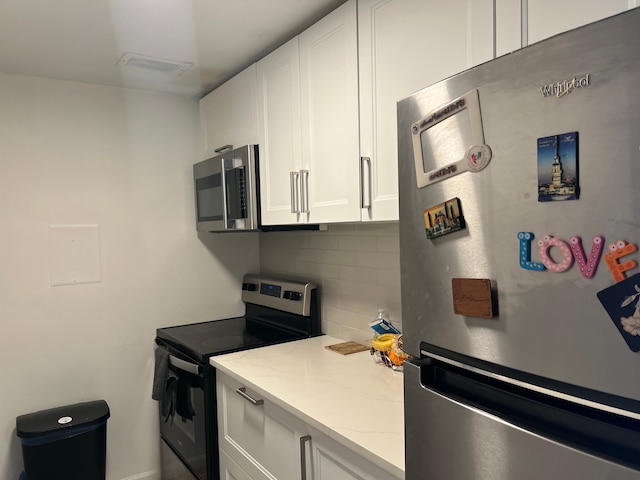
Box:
404;359;640;480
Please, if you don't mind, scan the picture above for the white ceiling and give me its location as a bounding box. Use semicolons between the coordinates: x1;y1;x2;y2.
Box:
0;0;348;98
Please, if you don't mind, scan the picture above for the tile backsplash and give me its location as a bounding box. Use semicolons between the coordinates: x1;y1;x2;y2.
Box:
259;222;402;344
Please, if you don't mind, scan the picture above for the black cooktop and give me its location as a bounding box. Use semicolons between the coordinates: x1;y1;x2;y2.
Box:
156;274;321;364
156;313;308;364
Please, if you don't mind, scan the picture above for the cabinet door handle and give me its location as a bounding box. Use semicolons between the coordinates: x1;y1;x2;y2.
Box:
235;387;264;406
360;157;372;209
221;158;228;226
290;171;301;213
214;144;233;153
299;435;312;480
300;170;310;213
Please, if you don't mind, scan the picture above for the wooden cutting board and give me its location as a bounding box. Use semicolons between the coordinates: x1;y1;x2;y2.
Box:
325;341;370;355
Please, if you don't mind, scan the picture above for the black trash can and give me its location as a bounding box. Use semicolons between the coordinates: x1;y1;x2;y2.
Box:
16;400;110;480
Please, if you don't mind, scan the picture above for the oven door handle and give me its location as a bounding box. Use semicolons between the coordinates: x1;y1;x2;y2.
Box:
169;354;201;375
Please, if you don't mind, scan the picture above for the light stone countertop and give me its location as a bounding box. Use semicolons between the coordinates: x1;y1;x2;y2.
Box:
210;334;405;479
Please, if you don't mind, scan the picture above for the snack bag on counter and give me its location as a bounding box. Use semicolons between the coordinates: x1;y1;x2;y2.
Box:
369;310;410;371
369;309;401;335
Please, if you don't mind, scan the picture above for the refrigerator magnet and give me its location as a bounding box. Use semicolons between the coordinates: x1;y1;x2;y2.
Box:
411;89;492;189
452;278;495;319
604;240;638;283
597;273;640;352
423;198;465;240
569;235;605;279
537;132;579;202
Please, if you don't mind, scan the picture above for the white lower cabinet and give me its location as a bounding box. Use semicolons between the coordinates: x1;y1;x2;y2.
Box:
217;371;400;480
217;372;305;480
303;428;398;480
220;449;254;480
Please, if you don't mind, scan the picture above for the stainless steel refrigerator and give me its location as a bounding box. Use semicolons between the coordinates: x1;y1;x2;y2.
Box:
397;9;640;480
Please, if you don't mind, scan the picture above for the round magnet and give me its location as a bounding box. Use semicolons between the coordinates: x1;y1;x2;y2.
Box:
466;144;492;172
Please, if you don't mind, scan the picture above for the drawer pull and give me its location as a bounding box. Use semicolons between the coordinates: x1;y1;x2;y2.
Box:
299;435;312;480
236;387;264;406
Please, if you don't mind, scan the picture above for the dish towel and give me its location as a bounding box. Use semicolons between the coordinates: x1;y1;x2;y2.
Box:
161;373;178;423
152;345;170;401
176;373;196;420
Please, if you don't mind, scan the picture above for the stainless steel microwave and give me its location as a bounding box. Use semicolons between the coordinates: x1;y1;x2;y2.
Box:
193;145;258;232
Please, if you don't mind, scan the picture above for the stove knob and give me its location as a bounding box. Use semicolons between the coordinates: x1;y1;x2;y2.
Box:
283;290;302;301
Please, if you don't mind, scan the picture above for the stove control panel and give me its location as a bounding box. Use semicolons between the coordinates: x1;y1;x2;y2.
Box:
260;283;282;297
241;274;317;316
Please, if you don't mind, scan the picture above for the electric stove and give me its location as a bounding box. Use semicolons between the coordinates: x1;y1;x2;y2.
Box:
154;274;320;480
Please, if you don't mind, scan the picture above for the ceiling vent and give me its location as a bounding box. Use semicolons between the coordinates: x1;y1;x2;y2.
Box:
117;53;192;75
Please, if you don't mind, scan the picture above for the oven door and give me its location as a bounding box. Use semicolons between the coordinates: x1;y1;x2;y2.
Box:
160;438;198;480
159;353;207;480
193;145;258;232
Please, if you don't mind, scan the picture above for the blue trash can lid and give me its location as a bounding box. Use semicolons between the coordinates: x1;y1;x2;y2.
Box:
16;400;110;438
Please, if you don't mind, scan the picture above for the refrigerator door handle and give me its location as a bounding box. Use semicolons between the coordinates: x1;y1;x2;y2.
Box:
421;351;640;421
413;354;640;471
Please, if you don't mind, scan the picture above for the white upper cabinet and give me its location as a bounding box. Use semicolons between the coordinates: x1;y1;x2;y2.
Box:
528;1;633;45
300;0;360;225
258;0;359;226
202;0;636;227
256;37;302;226
358;0;495;222
496;0;636;56
495;0;523;56
199;64;258;160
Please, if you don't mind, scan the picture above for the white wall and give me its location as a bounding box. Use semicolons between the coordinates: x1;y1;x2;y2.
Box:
0;73;260;480
259;223;401;345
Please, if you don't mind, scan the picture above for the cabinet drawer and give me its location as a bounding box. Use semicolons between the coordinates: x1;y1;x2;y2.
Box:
217;372;308;480
219;449;254;480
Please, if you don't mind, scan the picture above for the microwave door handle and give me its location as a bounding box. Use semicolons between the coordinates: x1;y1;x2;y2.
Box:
214;144;233;153
221;158;229;227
